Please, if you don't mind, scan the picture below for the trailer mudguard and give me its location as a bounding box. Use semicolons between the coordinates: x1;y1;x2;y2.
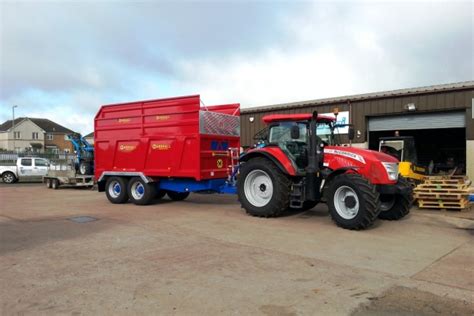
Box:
240;147;297;176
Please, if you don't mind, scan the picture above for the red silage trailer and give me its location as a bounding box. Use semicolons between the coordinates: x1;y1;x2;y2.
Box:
95;95;240;204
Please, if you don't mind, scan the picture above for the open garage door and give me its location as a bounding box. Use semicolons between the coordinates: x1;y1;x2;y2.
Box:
368;111;466;174
368;111;465;131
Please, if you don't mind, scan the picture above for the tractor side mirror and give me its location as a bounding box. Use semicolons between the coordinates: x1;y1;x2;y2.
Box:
348;126;355;140
290;125;300;139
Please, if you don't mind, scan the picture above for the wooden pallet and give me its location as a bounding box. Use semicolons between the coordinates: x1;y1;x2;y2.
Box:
415;175;472;210
417;199;470;209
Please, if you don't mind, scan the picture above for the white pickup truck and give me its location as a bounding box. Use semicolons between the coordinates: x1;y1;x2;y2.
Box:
0;157;50;183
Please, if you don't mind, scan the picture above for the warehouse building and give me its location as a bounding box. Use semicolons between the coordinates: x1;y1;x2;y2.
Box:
240;81;474;180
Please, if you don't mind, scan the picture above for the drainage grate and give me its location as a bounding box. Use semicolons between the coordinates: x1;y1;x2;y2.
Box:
68;216;98;223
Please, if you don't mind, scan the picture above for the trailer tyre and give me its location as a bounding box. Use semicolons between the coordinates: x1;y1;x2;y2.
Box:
105;177;129;204
2;172;17;184
79;161;92;175
378;177;412;220
167;191;190;201
326;173;380;230
46;178;52;188
51;179;60;190
155;190;167;200
238;157;291;217
128;177;156;205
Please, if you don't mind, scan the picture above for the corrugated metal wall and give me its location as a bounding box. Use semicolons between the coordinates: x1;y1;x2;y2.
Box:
240;89;474;147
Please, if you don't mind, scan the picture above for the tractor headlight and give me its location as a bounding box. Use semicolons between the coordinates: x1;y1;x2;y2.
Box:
382;162;399;181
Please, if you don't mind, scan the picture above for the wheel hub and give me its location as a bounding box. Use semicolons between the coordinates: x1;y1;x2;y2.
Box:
244;169;274;207
344;196;356;208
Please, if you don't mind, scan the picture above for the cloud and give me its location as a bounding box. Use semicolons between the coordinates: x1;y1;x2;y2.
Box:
0;1;472;134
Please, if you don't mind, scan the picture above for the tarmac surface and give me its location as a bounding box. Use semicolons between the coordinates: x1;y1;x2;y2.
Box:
0;183;473;315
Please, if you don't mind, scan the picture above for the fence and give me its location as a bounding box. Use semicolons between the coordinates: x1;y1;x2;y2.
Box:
0;151;77;164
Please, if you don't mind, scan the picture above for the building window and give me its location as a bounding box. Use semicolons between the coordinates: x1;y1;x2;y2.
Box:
14;131;21;139
32;132;39;140
46;133;53;140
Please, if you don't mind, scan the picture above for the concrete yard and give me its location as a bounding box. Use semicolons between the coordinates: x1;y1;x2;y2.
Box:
1;183;473;315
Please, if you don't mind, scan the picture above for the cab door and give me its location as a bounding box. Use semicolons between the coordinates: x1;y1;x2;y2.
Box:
34;158;50;176
18;158;34;177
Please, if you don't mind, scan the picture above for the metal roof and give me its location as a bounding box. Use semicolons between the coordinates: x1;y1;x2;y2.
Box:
241;81;474;114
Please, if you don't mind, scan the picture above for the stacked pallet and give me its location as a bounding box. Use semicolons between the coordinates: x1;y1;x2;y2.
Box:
414;176;472;210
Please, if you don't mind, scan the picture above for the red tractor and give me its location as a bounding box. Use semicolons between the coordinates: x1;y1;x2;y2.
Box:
238;111;412;230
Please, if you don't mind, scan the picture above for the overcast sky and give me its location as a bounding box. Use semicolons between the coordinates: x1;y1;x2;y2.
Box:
0;0;472;134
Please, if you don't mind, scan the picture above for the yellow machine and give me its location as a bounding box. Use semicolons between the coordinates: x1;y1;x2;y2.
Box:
379;136;426;182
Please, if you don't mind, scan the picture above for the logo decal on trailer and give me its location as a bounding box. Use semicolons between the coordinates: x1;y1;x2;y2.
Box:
151;143;171;150
118;118;131;123
155;115;170;121
324;149;366;164
119;144;136;152
216;159;224;168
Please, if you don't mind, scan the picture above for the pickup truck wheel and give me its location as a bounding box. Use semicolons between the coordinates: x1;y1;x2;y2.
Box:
105;177;129;204
51;179;60;189
378;177;412;220
167;191;190;201
326;173;380;230
238;157;291;217
2;172;17;184
128;177;156;205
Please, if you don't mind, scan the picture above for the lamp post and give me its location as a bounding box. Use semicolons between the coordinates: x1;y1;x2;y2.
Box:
12;105;18;152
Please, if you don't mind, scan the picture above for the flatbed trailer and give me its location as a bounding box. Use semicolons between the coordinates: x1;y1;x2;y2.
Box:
44;165;94;189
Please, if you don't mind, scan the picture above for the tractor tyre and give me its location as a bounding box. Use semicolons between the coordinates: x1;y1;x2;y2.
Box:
105;177;129;204
238;157;291;217
128;177;156;205
326;173;380;230
51;179;60;190
167;191;190;201
2;172;17;184
79;161;92;175
378;177;412;220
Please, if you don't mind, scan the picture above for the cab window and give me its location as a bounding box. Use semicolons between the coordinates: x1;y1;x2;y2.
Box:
35;159;49;167
21;158;32;166
268;122;308;169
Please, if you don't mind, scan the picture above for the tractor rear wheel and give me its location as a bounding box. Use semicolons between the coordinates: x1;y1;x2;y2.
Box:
167;191;190;201
378;177;412;220
238;157;291;217
326;173;380;230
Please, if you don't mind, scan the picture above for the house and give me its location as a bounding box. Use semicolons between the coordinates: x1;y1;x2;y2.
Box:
84;132;94;145
0;117;75;153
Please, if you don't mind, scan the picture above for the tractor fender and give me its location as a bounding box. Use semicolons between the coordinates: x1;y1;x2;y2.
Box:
240;150;296;176
323;166;359;184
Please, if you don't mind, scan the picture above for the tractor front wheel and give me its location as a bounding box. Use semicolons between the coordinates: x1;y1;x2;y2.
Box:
378;177;412;220
326;173;380;230
238;157;291;217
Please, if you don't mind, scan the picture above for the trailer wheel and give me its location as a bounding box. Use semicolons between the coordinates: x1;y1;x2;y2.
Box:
238;157;291;217
155;190;166;199
105;177;129;204
167;191;190;201
2;172;17;184
326;173;380;230
46;178;52;189
51;179;60;190
128;177;156;205
378;177;412;220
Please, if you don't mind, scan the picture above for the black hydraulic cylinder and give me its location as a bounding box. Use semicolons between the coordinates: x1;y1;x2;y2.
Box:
306;111;322;201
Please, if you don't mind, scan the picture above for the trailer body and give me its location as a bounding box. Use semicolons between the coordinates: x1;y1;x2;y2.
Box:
95;95;240;193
